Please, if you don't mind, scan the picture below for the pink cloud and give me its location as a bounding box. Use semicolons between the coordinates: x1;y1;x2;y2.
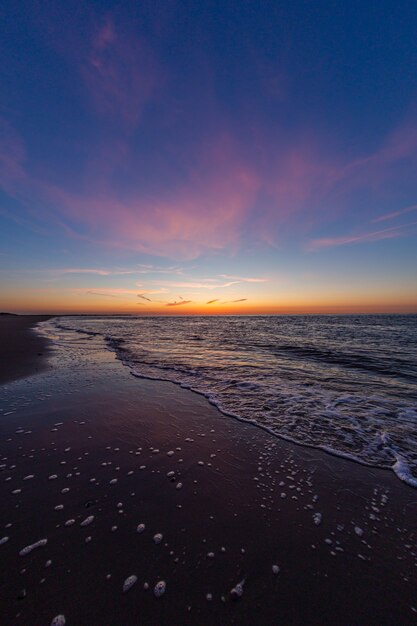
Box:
28;133;261;260
2;90;417;262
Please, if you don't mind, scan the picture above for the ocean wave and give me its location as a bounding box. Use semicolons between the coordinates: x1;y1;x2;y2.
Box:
42;315;417;488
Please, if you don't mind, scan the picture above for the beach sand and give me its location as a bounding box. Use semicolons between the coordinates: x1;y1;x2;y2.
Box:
0;318;416;625
0;315;52;385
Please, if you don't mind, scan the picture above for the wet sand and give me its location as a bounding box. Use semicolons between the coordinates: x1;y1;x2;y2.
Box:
0;323;416;625
0;315;52;385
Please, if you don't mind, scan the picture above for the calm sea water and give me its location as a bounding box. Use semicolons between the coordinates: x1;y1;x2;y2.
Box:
43;315;417;486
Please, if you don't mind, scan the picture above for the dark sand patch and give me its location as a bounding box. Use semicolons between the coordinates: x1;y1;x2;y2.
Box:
0;322;416;625
0;316;52;385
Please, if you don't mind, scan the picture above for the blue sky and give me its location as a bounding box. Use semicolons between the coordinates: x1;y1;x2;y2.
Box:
1;0;416;313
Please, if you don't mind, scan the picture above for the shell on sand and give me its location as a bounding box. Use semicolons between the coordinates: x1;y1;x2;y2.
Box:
0;536;9;546
50;616;66;626
19;539;47;556
123;575;138;593
153;533;163;544
136;523;145;533
272;564;280;574
154;580;166;598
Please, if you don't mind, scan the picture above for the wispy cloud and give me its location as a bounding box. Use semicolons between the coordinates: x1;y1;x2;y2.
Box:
219;274;268;283
81;288;139;297
48;267;135;276
308;221;417;251
137;293;151;302
222;298;248;304
206;299;219;304
135;264;184;275
153;280;240;289
86;290;119;298
372;203;417;223
166;300;192;307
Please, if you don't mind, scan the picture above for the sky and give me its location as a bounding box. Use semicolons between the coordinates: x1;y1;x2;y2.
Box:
0;0;416;315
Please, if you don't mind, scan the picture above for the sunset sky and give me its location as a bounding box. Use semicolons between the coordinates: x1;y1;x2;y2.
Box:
1;0;416;314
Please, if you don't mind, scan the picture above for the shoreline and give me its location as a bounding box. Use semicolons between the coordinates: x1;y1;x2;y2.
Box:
0;320;416;624
70;318;417;491
0;315;53;385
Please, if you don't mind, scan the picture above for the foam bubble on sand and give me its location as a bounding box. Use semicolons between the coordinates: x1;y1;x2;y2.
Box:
136;523;145;533
19;538;47;556
54;505;64;511
313;512;322;526
167;451;174;456
64;519;75;527
176;482;183;489
123;575;138;593
154;580;166;597
272;564;280;574
153;533;163;544
49;475;58;480
354;526;364;537
109;478;118;485
23;475;34;480
80;515;94;527
50;616;65;626
0;536;9;545
12;489;21;495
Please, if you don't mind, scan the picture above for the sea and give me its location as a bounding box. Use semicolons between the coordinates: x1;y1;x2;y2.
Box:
40;314;417;487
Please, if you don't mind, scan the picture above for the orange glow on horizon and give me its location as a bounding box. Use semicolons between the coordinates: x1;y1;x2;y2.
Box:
3;298;417;316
